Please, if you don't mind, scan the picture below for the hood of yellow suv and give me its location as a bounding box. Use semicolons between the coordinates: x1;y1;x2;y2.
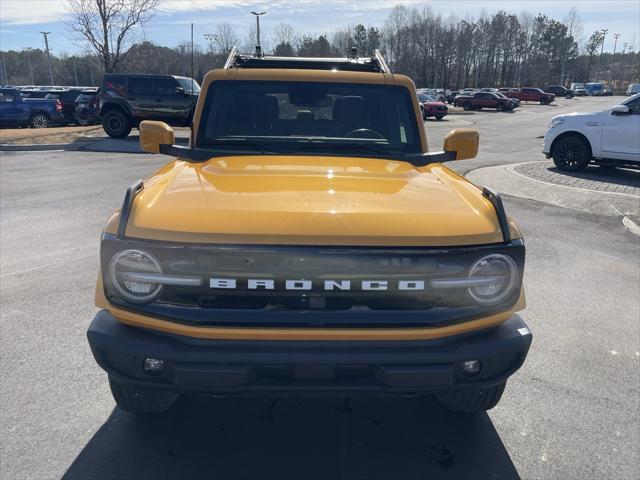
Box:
120;155;504;246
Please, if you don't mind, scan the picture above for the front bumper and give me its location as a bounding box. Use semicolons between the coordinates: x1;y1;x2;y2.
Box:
88;310;532;396
542;130;556;157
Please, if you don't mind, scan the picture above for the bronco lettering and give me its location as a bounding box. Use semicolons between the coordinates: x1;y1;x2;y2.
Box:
208;278;428;291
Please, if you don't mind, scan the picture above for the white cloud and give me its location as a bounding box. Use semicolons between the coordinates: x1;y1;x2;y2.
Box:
1;0;637;26
0;0;70;25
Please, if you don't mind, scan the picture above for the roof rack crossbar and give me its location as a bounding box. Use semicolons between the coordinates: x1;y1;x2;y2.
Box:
222;48;391;74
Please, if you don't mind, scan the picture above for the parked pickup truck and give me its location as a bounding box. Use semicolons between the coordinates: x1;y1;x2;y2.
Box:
454;91;518;111
545;85;575;99
87;50;531;416
500;87;555;105
0;88;65;128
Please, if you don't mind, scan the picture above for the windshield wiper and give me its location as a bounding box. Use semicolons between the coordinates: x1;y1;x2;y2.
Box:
203;138;284;153
296;142;397;156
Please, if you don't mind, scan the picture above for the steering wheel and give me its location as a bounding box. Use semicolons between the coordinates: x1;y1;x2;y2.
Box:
344;128;385;139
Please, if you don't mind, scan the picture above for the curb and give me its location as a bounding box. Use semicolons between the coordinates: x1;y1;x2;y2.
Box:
622;216;640;236
0;143;82;152
447;111;475;116
507;162;639;199
466;162;640;219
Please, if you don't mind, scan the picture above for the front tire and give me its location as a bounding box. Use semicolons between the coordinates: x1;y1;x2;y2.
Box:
437;382;506;413
552;135;591;172
109;378;178;414
435;115;444;120
497;103;505;111
102;109;132;138
462;102;473;111
29;112;49;128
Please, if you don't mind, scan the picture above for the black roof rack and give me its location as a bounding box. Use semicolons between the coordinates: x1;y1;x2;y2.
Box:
223;47;391;74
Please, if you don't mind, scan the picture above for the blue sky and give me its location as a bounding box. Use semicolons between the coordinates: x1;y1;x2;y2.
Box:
1;0;638;55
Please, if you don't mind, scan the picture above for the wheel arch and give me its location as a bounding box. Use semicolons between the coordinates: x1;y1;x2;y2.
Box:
28;109;50;120
550;130;593;159
100;101;131;119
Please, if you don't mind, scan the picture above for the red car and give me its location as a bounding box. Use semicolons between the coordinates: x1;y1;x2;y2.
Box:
498;87;555;105
453;91;518;111
417;93;448;120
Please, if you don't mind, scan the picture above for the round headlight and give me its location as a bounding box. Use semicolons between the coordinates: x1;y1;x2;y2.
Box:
108;249;163;303
467;254;518;305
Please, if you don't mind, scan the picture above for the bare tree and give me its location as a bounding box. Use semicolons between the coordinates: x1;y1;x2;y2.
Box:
243;25;257;52
65;0;159;72
273;22;295;46
211;23;239;55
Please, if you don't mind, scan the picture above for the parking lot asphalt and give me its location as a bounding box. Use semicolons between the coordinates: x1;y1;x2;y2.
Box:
1;97;639;480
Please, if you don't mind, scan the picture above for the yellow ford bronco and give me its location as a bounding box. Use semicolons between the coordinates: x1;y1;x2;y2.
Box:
88;50;531;414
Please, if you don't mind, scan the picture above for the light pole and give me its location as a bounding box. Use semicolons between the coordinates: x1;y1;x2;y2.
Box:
178;42;188;76
599;29;608;55
190;22;194;89
607;34;620;87
622;42;629;86
23;47;34;85
40;31;55;85
612;33;620;55
73;57;79;86
204;33;215;53
250;11;267;48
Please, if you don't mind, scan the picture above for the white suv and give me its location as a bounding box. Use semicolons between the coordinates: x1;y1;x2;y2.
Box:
543;94;640;171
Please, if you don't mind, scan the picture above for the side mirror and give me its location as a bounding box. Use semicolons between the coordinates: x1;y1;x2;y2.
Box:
175;86;186;95
611;104;630;115
139;120;175;154
443;128;479;160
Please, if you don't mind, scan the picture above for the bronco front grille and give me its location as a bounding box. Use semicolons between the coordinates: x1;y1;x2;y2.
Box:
101;235;524;327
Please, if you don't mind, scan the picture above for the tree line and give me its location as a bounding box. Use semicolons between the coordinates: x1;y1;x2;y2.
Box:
1;3;638;92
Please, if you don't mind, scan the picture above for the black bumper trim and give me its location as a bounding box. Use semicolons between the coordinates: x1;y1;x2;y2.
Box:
87;310;532;395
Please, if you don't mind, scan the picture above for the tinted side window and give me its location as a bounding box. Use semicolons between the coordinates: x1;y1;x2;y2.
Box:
0;92;16;102
154;78;177;95
129;78;153;95
103;76;127;96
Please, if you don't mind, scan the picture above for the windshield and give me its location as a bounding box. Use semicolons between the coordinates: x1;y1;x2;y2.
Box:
197;80;421;156
176;77;200;93
418;93;435;102
495;92;508;99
